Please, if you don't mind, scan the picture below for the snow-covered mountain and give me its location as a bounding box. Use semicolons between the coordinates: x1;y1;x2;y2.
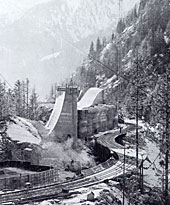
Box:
0;0;52;24
0;0;139;98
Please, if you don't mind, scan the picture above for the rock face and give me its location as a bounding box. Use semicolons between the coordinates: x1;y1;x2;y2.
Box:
65;160;81;174
87;191;95;202
78;104;117;140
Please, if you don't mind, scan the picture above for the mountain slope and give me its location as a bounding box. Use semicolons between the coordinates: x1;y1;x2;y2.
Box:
0;0;139;98
73;0;170;124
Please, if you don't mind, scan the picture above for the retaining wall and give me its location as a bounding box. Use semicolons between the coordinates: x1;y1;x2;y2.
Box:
0;161;58;191
78;104;117;140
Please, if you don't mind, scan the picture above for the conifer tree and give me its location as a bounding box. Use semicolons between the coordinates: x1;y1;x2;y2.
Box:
29;88;39;120
96;37;102;54
116;19;126;34
6;88;15;117
26;78;30;118
102;37;107;47
88;41;95;59
50;85;54;100
13;80;22;116
0;81;6;119
21;80;26;117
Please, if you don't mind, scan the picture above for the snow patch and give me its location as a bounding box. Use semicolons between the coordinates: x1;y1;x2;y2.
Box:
7;117;41;145
112;80;120;88
40;52;61;62
100;75;117;88
111;148;146;160
124;118;147;129
122;25;134;33
143;139;162;188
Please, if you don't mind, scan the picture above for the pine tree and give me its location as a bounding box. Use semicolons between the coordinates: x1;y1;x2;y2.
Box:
54;83;57;98
50;85;54;100
6;88;15;117
88;41;95;60
29;88;39;120
96;37;102;54
0;132;14;160
126;5;138;26
21;80;26;117
13;80;22;116
125;55;150;120
116;19;126;34
102;37;107;47
0;81;6;119
26;78;30;118
111;33;115;41
153;26;165;55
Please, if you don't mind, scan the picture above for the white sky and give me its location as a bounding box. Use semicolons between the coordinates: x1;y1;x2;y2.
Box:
0;0;53;20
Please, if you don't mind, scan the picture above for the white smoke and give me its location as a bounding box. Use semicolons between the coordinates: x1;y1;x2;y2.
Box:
40;139;95;169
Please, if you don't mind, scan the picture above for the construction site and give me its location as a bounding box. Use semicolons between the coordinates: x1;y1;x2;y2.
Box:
0;85;137;204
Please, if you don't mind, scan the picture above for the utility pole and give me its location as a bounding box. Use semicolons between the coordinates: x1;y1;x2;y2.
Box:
70;79;78;149
123;143;126;205
165;64;170;204
163;35;170;204
136;55;139;169
117;0;123;114
139;155;144;194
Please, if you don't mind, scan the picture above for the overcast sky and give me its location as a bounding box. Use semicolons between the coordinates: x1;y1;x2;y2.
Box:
0;0;140;99
0;0;52;20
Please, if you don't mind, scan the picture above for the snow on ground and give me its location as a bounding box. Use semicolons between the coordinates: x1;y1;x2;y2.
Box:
18;117;40;137
100;75;117;88
38;102;54;109
7;117;41;145
112;80;120;89
94;119;162;189
124;118;146;128
61;185;105;205
122;25;134;34
143;138;163;188
40;52;61;62
100;42;114;61
124;118;160;139
32;182;129;205
78;87;103;110
111;148;146;160
125;118;163;188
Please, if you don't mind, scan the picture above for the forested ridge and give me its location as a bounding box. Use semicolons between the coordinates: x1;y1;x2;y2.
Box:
71;1;170;202
73;0;170;127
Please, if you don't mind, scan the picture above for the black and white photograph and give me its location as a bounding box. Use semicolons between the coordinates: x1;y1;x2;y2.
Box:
0;0;170;204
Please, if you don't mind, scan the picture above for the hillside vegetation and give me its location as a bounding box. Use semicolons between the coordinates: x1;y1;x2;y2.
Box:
73;0;170;129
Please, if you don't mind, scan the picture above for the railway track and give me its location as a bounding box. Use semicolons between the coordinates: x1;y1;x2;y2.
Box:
0;162;134;204
0;124;136;204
